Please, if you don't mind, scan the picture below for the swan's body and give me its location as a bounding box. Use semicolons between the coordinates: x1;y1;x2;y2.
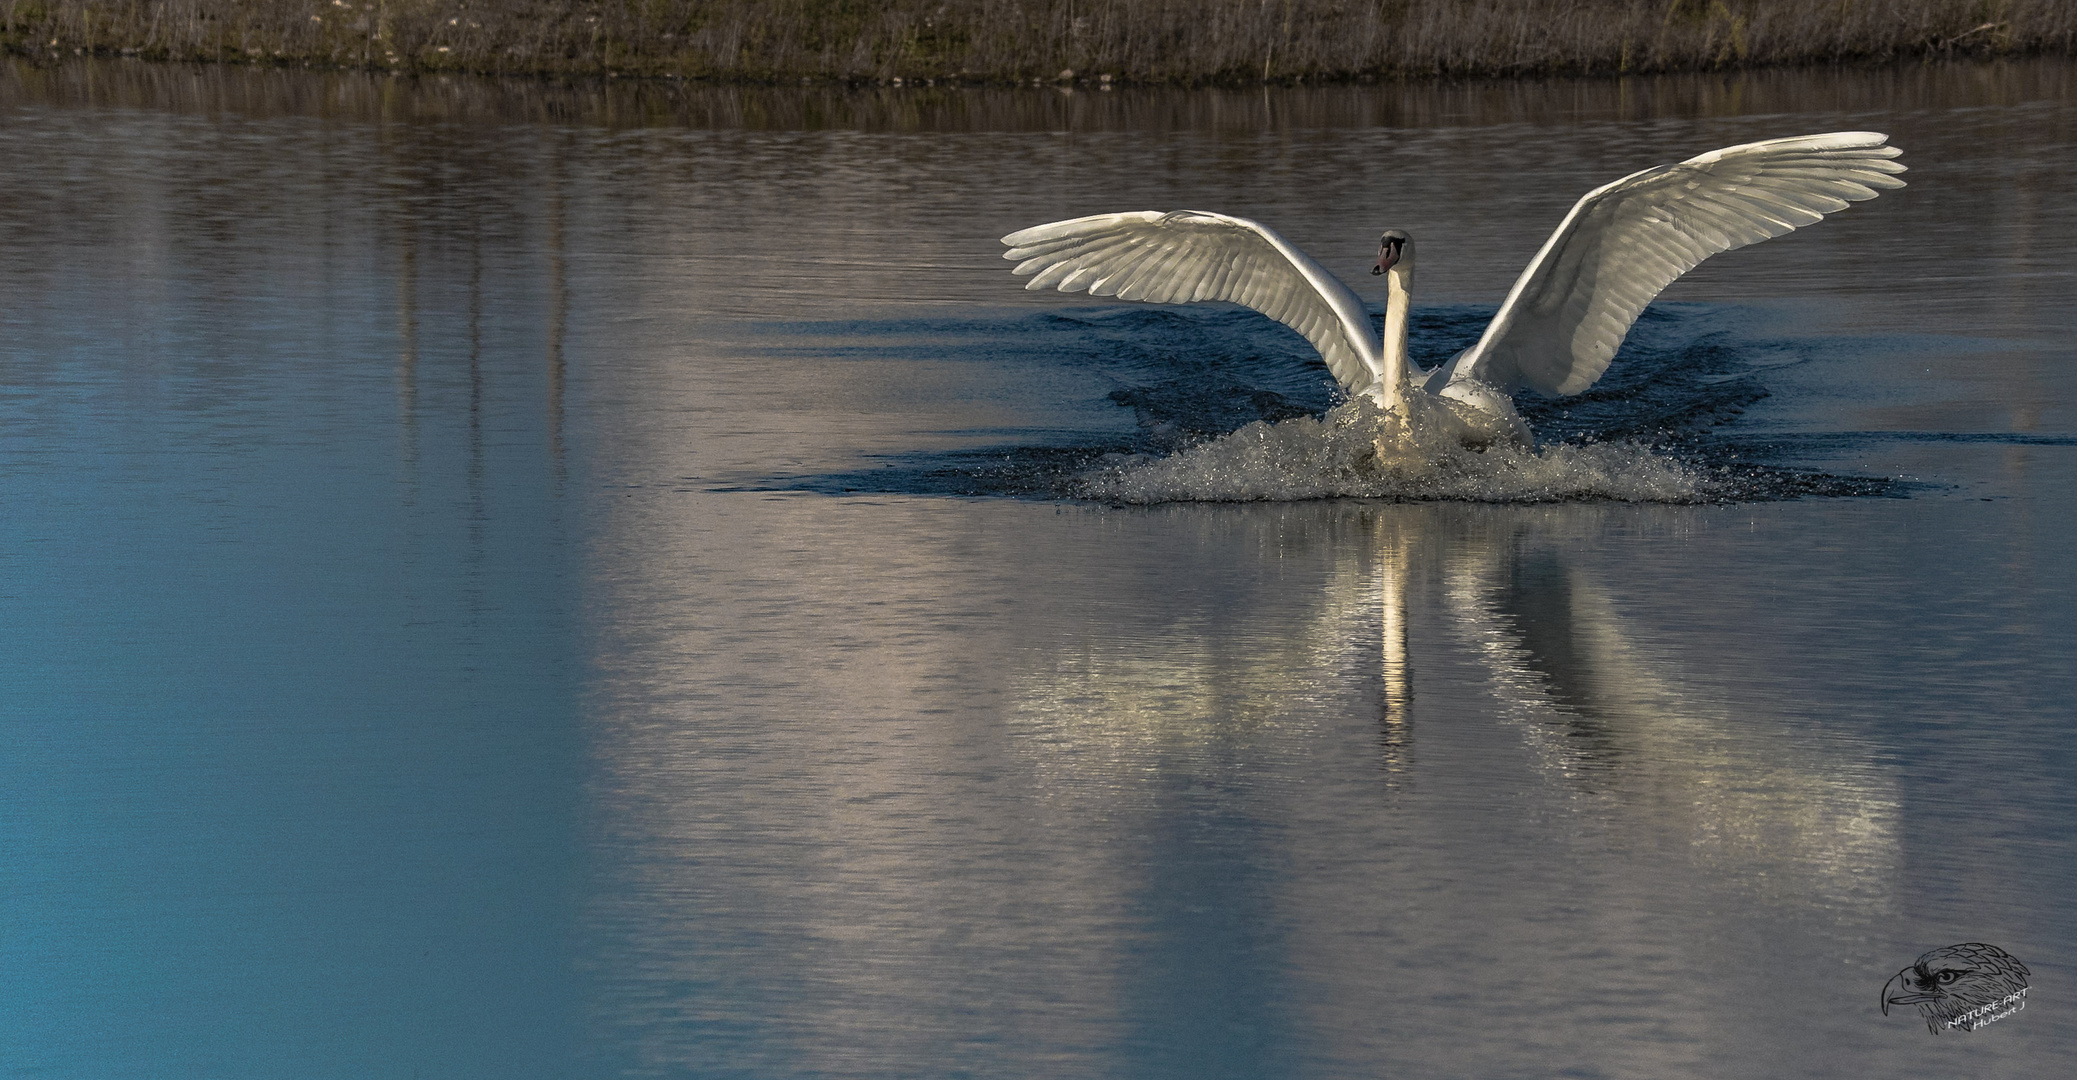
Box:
1001;132;1906;443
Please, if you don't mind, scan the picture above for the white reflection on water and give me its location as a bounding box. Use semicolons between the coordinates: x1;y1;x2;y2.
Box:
1011;506;1899;911
1440;514;1898;908
994;506;1901;1070
582;498;1914;1076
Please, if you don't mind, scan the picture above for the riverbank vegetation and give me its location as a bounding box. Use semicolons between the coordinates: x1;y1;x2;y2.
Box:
2;0;2073;84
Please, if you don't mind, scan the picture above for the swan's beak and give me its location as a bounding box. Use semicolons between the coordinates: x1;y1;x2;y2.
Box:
1372;242;1399;276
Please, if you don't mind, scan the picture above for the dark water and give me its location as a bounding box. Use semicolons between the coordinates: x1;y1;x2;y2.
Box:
3;58;2075;1078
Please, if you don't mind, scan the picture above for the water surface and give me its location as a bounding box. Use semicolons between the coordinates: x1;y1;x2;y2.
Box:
3;57;2075;1078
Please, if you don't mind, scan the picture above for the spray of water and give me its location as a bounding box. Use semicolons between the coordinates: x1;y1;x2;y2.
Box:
1075;395;1711;504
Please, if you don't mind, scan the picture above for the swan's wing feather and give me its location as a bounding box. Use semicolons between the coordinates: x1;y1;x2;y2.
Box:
1458;131;1905;397
1002;211;1383;394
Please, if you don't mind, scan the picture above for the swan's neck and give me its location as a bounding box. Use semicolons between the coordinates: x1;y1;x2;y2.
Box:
1377;267;1412;410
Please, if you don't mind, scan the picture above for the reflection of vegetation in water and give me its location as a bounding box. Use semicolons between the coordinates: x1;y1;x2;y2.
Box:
5;0;2072;81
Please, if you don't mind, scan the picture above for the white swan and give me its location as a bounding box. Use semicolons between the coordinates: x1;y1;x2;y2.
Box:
1001;132;1906;444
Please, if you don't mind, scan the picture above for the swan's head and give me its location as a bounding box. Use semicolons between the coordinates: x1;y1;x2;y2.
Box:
1372;230;1414;280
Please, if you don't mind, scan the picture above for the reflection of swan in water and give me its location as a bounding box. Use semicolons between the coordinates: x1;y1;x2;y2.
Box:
1439;515;1896;904
1002;133;1905;445
1005;505;1896;905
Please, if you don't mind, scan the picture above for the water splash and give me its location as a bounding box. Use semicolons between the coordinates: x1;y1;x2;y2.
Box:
732;304;1902;503
1076;396;1712;504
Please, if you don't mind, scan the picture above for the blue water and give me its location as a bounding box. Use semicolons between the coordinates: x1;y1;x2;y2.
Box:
3;57;2076;1078
737;303;1892;499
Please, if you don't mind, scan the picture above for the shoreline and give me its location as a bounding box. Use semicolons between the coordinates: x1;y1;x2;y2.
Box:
6;52;2070;135
2;0;2072;88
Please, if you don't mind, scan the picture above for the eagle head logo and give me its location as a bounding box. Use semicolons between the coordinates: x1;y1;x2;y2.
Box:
1882;943;2030;1033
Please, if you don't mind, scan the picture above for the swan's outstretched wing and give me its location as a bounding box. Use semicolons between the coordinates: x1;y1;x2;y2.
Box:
1001;211;1383;395
1453;132;1906;397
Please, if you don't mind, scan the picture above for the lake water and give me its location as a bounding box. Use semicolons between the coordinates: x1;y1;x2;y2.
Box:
3;57;2075;1078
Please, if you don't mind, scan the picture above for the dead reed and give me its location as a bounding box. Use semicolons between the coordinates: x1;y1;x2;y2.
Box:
2;0;2072;83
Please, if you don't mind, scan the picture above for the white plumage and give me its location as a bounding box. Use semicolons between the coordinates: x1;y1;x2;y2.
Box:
1005;209;1384;395
1001;132;1906;442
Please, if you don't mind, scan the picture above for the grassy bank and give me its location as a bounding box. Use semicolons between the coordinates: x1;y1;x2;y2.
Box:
2;0;2072;84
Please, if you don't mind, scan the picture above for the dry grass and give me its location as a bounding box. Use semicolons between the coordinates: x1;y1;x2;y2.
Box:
2;0;2072;83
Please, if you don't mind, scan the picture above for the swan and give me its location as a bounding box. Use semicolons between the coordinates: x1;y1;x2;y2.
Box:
1000;132;1906;444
